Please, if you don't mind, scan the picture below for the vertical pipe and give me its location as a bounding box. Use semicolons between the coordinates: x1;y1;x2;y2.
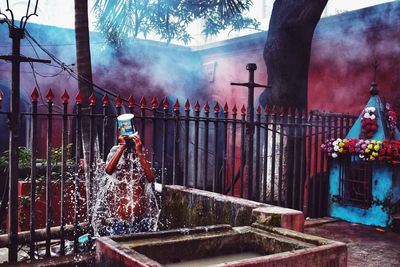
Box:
173;100;180;185
74;97;82;253
270;107;277;204
184;100;190;187
102;95;109;162
299;110;306;211
29;89;38;260
312;114;320;217
230;106;237;196
60;91;69;256
194;102;200;189
204;103;210;191
277;107;284;207
255;107;261;202
222;104;229;195
151;100;158;170
140;97;146;146
245;64;256;200
88;95;96;238
263;107;269;203
319;115;326;216
8;28;24;264
45;90;54;258
213;103;219;193
292;109;299;209
239;106;246;198
161;99;169;186
303;112;313;217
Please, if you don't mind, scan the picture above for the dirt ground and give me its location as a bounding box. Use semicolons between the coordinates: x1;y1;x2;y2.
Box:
305;219;400;267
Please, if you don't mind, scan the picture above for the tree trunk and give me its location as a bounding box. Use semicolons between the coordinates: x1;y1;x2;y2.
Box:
74;0;95;217
262;0;327;110
261;0;327;215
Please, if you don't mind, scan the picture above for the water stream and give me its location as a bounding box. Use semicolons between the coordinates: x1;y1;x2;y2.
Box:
91;147;160;237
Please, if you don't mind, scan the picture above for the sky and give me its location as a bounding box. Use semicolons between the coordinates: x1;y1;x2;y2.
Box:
0;0;397;45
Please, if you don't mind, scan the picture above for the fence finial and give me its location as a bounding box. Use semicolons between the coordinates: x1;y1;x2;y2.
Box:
194;101;200;111
184;99;190;111
163;97;169;109
115;95;122;107
204;102;210;112
102;94;109;107
140;96;146;107
151;97;159;109
128;95;135;108
61;90;69;104
89;93;96;106
214;102;220;113
232;104;238;114
241;104;246;114
174;99;180;111
264;105;269;114
46;88;54;102
223;102;229;113
256;104;261;114
31;87;39;102
75;90;83;104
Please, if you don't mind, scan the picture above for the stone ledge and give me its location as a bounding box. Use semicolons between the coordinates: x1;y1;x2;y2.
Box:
160;185;304;232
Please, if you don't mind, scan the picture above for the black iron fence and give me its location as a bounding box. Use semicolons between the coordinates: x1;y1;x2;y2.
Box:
0;88;357;262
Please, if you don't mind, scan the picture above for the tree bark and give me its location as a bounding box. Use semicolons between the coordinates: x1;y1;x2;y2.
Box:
262;0;328;110
74;0;95;216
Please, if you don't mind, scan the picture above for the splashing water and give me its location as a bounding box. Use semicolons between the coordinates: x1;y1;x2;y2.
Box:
91;148;160;237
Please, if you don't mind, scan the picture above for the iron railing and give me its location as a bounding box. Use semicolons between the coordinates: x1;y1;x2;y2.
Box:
0;88;357;262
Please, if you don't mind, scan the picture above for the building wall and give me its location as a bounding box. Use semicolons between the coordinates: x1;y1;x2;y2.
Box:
195;1;400;114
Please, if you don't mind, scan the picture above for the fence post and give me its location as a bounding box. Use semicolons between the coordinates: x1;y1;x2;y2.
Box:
231;64;268;200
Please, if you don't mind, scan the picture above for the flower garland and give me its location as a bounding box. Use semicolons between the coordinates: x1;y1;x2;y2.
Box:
321;138;400;163
360;107;378;139
385;103;398;139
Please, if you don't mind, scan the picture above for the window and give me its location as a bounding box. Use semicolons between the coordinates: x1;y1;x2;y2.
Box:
338;156;372;208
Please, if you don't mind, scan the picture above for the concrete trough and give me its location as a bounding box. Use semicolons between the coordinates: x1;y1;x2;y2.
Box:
96;185;347;266
96;224;347;267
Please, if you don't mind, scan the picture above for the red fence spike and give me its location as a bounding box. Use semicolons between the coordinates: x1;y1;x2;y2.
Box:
256;105;261;114
163;97;169;109
174;99;180;111
31;87;39;102
151;97;159;108
128;95;135;108
232;104;238;114
194;101;200;111
223;102;229;113
140;96;146;107
241;105;246;114
302;109;307;119
279;106;285;116
287;107;292;116
271;105;277;114
89;93;96;106
46;88;54;102
61;90;69;104
214;102;220;113
115;95;122;107
264;105;269;114
102;94;109;107
294;108;299;118
184;99;190;110
75;90;83;104
204;102;210;112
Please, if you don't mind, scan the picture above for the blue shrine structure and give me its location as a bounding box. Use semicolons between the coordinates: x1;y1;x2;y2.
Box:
328;82;400;227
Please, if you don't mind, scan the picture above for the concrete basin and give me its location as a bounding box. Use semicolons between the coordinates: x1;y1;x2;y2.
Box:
96;224;347;266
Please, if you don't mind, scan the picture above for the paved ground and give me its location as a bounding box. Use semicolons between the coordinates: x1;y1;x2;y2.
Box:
305;219;400;267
